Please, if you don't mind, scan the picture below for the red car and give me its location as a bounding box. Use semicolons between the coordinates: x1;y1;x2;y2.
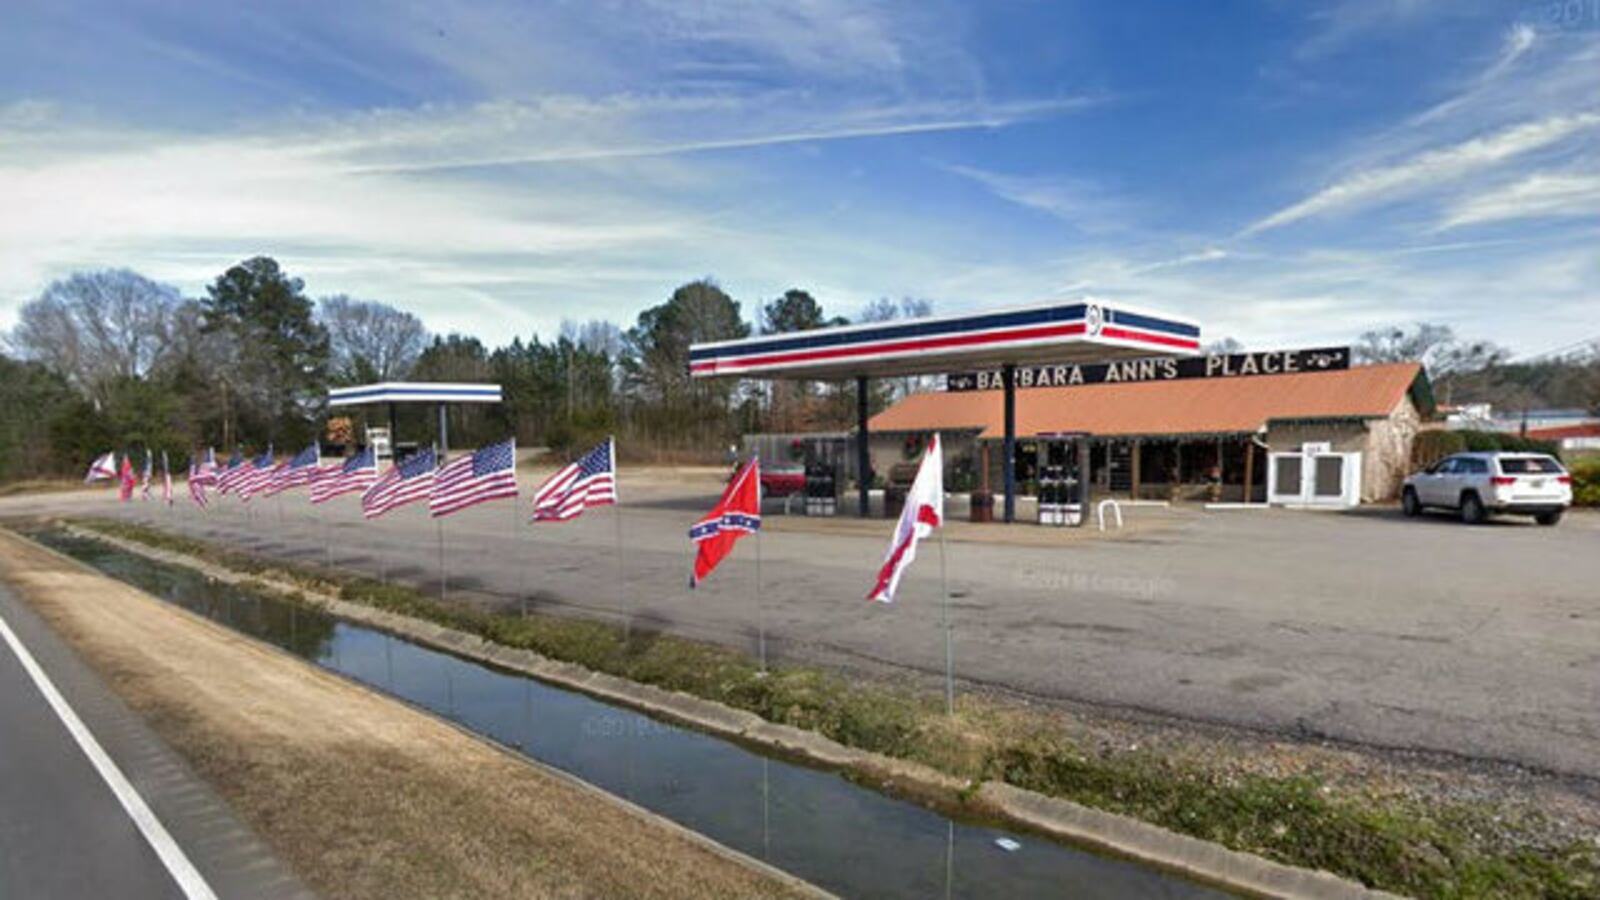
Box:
759;465;806;497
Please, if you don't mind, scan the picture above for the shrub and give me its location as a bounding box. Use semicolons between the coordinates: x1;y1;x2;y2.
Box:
1411;430;1560;471
1411;430;1465;470
1569;457;1600;507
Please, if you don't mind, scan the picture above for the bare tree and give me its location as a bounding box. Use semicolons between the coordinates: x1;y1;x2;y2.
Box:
560;318;623;358
1356;323;1507;376
7;269;182;401
857;297;937;401
857;296;933;324
319;294;429;384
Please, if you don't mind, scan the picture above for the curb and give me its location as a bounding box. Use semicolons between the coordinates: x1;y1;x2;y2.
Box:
67;523;1401;900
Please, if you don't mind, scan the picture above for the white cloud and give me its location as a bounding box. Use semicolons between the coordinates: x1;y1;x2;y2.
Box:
1440;171;1600;229
1411;23;1537;126
939;162;1133;232
1241;112;1600;235
0;84;1095;338
1295;0;1453;60
633;0;911;79
1485;23;1538;82
1035;232;1600;354
1132;247;1229;274
320;94;1095;174
1246;21;1600;240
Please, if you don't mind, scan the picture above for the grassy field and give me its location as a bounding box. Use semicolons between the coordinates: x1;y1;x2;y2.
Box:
66;516;1600;899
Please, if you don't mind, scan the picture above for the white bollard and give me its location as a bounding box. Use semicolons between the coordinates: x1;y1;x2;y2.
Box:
1096;499;1124;531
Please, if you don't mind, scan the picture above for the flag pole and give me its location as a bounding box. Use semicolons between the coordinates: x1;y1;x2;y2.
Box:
615;503;627;642
939;525;953;716
377;516;388;584
437;517;447;603
612;437;628;645
436;442;447;603
514;488;528;619
755;457;767;675
511;438;530;619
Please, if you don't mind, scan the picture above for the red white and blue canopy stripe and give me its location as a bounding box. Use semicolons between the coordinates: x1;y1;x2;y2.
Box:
688;300;1201;380
328;382;503;407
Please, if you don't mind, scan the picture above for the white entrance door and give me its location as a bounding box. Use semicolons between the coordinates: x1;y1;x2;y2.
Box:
1267;446;1362;507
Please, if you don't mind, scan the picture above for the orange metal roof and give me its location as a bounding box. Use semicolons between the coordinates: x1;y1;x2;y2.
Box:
1525;423;1600;440
868;362;1424;439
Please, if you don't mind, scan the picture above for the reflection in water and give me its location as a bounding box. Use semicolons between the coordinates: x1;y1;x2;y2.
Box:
37;531;1229;900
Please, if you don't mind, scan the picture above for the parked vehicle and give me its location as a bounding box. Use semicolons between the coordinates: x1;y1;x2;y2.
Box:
1401;452;1571;525
759;464;806;498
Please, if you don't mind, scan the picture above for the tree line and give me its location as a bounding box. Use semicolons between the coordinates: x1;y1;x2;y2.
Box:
6;258;1592;485
0;257;927;481
1352;323;1600;414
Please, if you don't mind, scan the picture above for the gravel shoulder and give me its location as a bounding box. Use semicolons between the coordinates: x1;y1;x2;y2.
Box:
0;529;819;900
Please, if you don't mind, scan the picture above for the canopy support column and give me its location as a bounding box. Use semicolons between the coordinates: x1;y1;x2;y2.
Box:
856;375;871;518
1003;363;1017;524
436;403;449;455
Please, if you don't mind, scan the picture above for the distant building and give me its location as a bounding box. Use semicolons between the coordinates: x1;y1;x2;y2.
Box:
1440;402;1494;429
1524;423;1600;453
1481;408;1600;435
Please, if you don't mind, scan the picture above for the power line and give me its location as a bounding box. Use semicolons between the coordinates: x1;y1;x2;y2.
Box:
1509;333;1600;365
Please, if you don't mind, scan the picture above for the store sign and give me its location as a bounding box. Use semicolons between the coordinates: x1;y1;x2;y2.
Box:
945;347;1349;392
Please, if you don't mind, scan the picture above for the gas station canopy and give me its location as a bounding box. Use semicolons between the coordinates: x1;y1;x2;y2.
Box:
327;382;503;455
688;300;1202;381
688;298;1203;524
328;382;503;407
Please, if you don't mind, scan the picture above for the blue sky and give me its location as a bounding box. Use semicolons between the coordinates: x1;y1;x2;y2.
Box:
2;0;1597;355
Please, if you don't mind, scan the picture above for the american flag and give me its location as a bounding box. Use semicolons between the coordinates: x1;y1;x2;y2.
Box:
530;437;616;522
311;446;378;504
430;439;517;518
235;447;277;501
188;457;209;508
192;447;219;486
361;447;436;519
215;449;245;494
260;444;319;497
161;451;173;506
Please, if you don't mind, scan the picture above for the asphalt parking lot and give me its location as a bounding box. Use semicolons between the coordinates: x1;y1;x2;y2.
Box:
6;485;1598;780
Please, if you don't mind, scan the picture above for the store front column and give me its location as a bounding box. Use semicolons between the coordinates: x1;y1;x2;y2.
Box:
1002;363;1017;523
856;375;871;517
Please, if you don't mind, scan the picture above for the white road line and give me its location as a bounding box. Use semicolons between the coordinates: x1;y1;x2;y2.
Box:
0;611;218;900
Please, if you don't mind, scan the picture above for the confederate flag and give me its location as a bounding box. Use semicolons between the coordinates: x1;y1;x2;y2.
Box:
118;454;137;502
689;457;761;587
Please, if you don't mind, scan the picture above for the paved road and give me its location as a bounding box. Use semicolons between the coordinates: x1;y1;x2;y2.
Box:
0;581;312;900
9;486;1600;780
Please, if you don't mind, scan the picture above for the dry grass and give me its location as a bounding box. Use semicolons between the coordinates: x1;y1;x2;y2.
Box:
0;532;813;900
0;478;85;498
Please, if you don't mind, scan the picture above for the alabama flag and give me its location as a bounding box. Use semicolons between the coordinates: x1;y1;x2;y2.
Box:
689;457;761;587
868;434;943;603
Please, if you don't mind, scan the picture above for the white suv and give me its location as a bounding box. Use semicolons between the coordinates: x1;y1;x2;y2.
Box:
1402;452;1572;526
